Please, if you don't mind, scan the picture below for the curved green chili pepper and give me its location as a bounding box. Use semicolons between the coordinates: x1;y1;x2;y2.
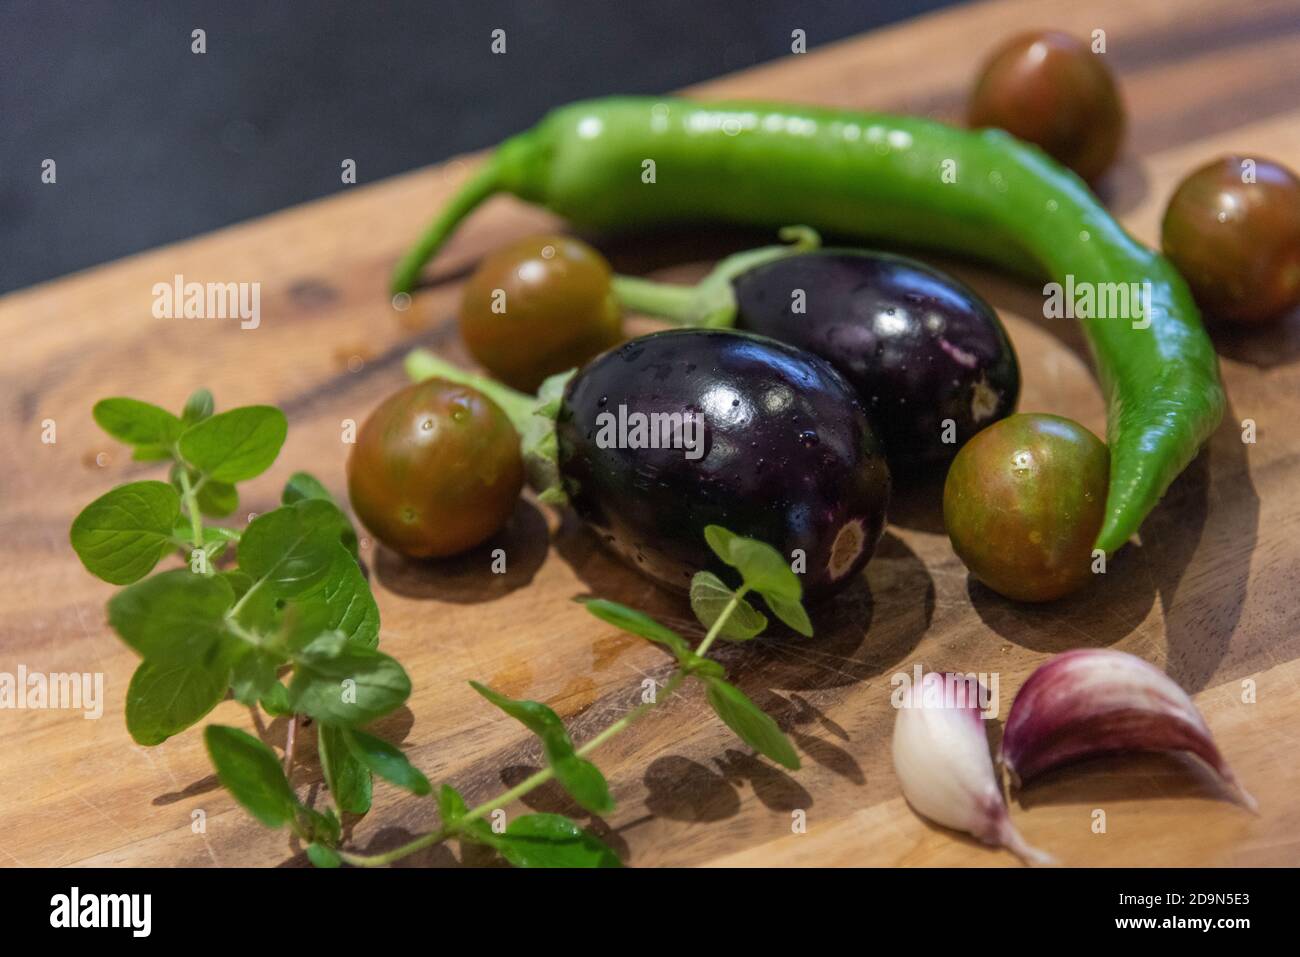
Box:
393;96;1224;554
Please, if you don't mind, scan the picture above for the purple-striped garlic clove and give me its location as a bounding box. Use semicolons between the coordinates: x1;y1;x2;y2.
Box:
892;670;1054;865
1000;649;1256;811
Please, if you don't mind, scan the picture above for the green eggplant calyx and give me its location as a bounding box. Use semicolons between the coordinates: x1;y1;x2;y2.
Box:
524;369;575;505
612;225;821;328
404;349;572;505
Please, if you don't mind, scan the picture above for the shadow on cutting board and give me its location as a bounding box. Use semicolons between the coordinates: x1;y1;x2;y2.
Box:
1206;305;1300;369
373;497;549;604
1011;750;1249;812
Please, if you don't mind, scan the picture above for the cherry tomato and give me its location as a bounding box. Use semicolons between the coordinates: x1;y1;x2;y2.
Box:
460;235;623;391
347;380;523;558
1161;156;1300;325
968;31;1125;183
943;413;1108;602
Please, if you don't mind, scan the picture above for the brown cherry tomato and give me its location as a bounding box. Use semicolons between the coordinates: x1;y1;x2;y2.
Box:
943;413;1108;602
460;235;623;391
347;380;523;558
968;31;1125;183
1161;156;1300;325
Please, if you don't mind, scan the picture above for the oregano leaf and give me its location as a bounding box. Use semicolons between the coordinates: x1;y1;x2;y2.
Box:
689;571;767;641
108;569;235;663
469;682;614;815
126;658;229;745
239;500;343;597
703;676;800;770
762;591;814;637
342;728;431;796
311;546;380;647
437;784;494;843
229;647;283;706
306;843;341;868
704;524;803;602
70;481;180;584
288;641;410;726
494;814;621;868
318;722;372;815
205;725;298;828
582;598;692;656
178;405;287;483
282;471;359;559
93;397;183;447
181;388;215;426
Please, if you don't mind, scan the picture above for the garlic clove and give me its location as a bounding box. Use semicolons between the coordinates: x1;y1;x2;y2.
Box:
1000;649;1256;811
892;670;1054;865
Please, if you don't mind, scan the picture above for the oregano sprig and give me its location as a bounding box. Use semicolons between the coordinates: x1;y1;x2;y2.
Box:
336;523;807;868
73;390;812;868
72;390;413;860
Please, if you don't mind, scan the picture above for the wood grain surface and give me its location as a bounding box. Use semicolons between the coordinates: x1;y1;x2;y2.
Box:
2;0;1298;867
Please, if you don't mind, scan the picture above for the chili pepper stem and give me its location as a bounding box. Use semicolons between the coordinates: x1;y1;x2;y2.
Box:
390;133;539;296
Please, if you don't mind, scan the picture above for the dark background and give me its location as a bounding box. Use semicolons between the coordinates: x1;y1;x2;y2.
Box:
0;0;958;294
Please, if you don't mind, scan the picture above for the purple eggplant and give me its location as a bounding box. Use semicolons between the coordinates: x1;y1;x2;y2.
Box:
555;329;890;599
613;235;1019;472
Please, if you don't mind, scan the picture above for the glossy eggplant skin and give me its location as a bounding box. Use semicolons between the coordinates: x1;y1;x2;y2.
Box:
730;251;1019;473
556;329;890;600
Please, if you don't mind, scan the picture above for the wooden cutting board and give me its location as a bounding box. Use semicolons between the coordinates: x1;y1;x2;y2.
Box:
3;0;1298;867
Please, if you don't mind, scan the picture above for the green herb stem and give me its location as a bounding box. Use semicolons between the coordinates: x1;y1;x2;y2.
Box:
336;827;447;868
694;588;743;659
226;576;266;625
174;462;205;550
576;671;688;757
338;600;738;867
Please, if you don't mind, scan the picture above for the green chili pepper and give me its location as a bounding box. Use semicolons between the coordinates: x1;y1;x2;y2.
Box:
393;96;1224;554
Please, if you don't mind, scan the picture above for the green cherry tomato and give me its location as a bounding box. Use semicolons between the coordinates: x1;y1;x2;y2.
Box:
968;31;1125;183
1161;155;1300;325
460;234;623;391
943;413;1108;602
347;380;524;558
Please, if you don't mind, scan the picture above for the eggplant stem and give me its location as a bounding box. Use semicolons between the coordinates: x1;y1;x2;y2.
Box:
610;275;701;324
610;224;822;328
404;349;535;434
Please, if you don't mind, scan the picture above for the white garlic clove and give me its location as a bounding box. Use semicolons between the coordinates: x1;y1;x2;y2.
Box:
1000;649;1256;811
892;670;1054;865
